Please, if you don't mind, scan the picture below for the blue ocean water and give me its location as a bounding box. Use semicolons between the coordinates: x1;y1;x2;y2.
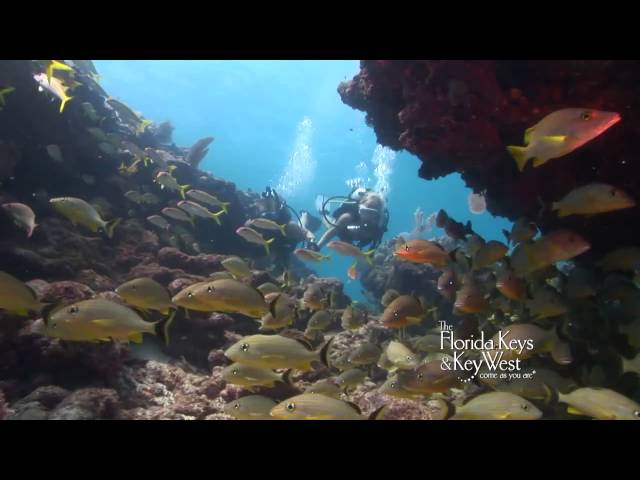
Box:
96;60;512;301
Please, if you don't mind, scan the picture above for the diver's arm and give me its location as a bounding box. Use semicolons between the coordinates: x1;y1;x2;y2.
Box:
316;212;354;249
316;227;339;249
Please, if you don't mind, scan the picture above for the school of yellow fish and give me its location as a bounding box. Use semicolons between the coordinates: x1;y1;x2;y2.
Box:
1;62;639;420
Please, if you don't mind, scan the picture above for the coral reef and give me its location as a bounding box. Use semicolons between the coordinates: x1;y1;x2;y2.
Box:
339;60;640;258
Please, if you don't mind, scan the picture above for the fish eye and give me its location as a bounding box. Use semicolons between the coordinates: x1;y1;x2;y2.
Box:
240;343;250;352
51;322;57;329
68;306;79;314
417;373;424;379
634;410;640;418
233;403;240;410
391;382;397;388
207;286;214;293
393;311;399;318
581;111;593;121
187;292;193;298
521;404;529;410
610;189;617;197
232;369;238;375
406;356;412;361
286;402;296;412
404;245;410;251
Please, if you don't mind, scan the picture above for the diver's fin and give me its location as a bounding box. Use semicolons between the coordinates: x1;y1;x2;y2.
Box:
506;146;531;172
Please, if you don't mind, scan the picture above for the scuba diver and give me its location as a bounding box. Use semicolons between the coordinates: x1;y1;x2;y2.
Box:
314;187;389;250
254;186;313;264
256;186;291;226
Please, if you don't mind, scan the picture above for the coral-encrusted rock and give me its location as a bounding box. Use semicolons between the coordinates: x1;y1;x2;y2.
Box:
158;248;224;275
25;279;50;298
49;388;120;420
207;349;230;368
360;238;443;310
40;281;95;304
115;220;160;254
14;385;70;409
339;60;640;258
6;385;69;420
126;263;202;285
75;269;116;291
0;329;130;400
117;361;226;420
350;384;440;420
0;390;11;420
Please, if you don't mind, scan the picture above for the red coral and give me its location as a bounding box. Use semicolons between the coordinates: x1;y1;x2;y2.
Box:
339;60;640;257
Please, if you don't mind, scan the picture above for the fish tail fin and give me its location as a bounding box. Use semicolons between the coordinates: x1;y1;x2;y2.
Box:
506;146;530;172
221;202;231;214
441;398;457;420
178;184;190;200
278;223;287;236
368;405;387;420
28;224;38;238
59;95;73;114
551;201;564;216
211;210;224;226
105;218;121;239
281;368;293;386
318;336;334;368
154;310;176;346
363;249;376;265
502;229;511;244
264;237;275;256
167;165;177;174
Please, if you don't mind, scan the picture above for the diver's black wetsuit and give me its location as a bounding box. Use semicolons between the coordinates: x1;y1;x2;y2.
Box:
316;189;389;250
257;187;300;264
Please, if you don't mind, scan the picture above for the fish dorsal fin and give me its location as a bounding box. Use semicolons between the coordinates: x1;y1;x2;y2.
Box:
293;337;314;351
523;126;535;145
345;401;362;415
